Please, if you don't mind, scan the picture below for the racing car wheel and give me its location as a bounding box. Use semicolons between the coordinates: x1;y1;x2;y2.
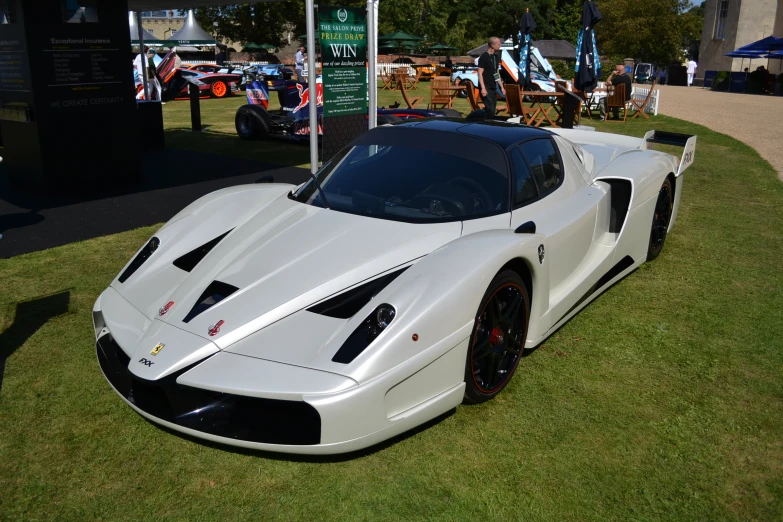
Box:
647;177;674;261
235;104;271;140
211;80;229;98
464;269;530;404
455;79;471;98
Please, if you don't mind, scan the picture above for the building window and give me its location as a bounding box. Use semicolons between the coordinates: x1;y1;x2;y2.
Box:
714;0;728;39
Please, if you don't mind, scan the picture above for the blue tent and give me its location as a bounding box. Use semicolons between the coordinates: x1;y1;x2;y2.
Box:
735;36;783;53
725;50;765;58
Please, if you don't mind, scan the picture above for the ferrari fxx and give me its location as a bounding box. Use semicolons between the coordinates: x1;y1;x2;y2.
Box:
95;119;696;454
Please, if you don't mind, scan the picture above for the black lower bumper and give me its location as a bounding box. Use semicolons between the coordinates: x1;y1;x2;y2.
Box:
96;334;321;445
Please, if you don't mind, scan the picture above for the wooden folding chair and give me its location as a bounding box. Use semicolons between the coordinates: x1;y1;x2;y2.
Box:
604;83;627;122
408;67;424;90
630;78;656;119
464;81;482;112
380;69;394;90
398;75;423;108
569;79;593;120
430;76;452;109
504;84;534;123
465;81;506;115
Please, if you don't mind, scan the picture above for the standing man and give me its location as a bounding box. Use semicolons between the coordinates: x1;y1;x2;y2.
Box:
444;55;453;70
215;46;226;66
147;47;162;101
134;45;150;98
600;63;632;119
477;37;505;116
295;45;305;82
687;58;697;86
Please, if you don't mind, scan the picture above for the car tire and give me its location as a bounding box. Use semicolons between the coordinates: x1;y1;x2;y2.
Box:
464;269;530;405
377;114;401;125
460;79;474;99
235;104;271;140
211;80;229;98
455;78;468;98
436;108;463;118
647;177;674;261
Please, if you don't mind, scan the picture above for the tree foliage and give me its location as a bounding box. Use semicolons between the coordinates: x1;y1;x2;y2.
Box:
596;0;700;64
195;0;702;62
194;3;306;48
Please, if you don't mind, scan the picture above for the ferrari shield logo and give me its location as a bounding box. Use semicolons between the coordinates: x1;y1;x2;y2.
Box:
538;244;545;264
150;343;164;356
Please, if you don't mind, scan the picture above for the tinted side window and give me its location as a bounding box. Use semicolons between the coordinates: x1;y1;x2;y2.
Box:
509;147;538;207
520;138;562;197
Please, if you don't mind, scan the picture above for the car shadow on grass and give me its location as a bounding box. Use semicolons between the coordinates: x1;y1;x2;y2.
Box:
0;291;71;398
150;408;457;463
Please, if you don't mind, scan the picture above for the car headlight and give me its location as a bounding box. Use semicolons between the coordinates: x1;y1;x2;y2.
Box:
332;304;396;364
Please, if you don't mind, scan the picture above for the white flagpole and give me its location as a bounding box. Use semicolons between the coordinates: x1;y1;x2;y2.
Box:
306;0;318;173
367;0;378;129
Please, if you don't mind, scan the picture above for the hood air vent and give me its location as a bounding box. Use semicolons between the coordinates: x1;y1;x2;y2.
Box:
173;230;233;272
119;237;160;283
182;281;239;323
308;267;408;319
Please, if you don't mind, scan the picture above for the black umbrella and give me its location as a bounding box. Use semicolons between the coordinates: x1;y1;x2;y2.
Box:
575;0;602;92
517;7;537;88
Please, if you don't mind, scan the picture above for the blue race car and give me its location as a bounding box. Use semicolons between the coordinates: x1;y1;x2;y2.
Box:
235;78;462;142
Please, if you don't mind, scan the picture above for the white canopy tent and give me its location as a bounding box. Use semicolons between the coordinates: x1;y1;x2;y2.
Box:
127;0;380;174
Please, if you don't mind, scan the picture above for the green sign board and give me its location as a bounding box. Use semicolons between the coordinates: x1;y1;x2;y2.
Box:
318;6;367;117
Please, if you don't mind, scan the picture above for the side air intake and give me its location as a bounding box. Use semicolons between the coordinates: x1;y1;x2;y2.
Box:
119;237;160;283
182;281;239;323
308;267;409;319
173;230;233;272
602;179;632;233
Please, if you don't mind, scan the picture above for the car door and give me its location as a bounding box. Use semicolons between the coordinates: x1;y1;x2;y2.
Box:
508;138;609;325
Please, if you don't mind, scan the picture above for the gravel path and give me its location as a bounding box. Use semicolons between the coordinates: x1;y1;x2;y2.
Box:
653;85;783;181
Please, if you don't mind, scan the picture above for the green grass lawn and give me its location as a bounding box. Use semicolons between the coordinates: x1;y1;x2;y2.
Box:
1;87;782;521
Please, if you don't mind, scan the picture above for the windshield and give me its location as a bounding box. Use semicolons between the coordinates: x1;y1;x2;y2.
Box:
291;144;509;223
636;64;651;75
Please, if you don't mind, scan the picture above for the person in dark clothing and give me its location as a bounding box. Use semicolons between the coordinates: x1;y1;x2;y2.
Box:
444;56;453;70
477;37;505;116
215;46;226;66
600;63;632;119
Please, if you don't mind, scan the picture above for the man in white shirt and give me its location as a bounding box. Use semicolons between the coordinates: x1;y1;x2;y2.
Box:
295;45;305;81
133;46;150;98
687;59;697;86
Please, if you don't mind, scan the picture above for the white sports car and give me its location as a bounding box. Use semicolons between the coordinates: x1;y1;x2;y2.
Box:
94;120;696;455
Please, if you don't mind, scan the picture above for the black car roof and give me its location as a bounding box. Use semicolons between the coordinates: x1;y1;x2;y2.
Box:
349;119;555;176
350;123;509;176
393;118;554;148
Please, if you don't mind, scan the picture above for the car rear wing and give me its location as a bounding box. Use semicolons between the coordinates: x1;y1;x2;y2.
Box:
641;130;697;177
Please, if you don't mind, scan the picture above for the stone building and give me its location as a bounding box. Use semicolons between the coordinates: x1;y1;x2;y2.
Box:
698;0;783;78
140;10;185;41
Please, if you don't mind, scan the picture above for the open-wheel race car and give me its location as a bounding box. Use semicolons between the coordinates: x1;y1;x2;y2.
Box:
94;119;696;455
233;78;462;142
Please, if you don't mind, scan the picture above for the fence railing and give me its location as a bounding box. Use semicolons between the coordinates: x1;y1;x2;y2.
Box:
630;86;660;115
377;63;415;75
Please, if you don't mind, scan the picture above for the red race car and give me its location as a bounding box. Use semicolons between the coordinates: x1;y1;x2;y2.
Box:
136;51;241;100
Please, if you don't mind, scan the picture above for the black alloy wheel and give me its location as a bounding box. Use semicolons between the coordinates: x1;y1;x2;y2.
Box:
464;270;530;404
647;177;674;260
